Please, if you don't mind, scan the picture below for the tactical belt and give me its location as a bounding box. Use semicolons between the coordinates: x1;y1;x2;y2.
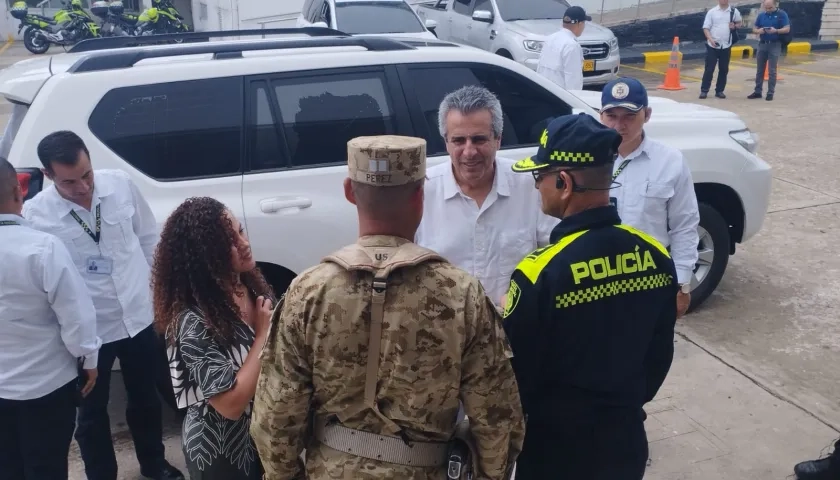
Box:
314;421;451;468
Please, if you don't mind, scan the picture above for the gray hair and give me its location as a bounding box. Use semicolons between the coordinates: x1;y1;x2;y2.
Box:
437;85;504;140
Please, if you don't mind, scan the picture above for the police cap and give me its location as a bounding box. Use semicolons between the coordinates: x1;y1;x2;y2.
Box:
347;135;426;186
511;113;622;173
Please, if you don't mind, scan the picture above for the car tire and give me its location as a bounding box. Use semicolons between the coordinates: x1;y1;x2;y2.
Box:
688;202;730;312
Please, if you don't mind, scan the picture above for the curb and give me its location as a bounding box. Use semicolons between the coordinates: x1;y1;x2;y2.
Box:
621;38;839;65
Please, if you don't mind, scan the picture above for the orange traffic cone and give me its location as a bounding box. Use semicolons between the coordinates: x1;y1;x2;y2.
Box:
657;36;686;91
763;64;783;81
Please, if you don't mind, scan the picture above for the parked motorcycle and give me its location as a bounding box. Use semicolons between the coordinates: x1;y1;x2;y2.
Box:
92;1;138;37
135;0;192;36
11;0;100;54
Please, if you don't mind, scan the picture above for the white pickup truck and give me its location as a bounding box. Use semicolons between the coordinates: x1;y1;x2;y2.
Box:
413;0;621;86
297;0;438;39
2;30;770;311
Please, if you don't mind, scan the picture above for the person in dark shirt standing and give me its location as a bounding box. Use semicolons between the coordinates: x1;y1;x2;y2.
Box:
501;113;678;480
749;0;790;101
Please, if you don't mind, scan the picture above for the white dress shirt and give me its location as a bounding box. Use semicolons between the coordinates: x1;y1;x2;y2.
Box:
0;214;101;401
415;157;560;304
610;136;700;285
536;28;584;91
23;169;159;344
703;5;742;49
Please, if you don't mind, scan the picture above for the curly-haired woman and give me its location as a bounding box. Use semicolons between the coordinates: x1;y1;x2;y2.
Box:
152;197;275;480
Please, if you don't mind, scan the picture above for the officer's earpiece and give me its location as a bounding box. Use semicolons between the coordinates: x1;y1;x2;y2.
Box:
555;174;566;190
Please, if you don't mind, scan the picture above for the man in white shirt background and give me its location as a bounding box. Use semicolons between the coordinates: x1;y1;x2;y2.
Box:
414;85;559;308
0;157;101;480
599;78;700;318
536;5;590;91
700;0;742;99
22;131;184;480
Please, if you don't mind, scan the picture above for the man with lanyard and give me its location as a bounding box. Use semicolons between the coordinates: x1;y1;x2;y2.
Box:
699;0;742;99
599;77;700;317
501;113;678;479
0;157;102;480
536;6;591;91
22;131;184;480
748;0;790;101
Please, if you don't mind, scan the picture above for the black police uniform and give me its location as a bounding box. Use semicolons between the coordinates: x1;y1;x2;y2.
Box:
503;114;678;480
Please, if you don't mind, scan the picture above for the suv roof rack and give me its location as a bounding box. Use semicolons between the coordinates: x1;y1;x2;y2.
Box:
68;27;352;53
67;35;416;73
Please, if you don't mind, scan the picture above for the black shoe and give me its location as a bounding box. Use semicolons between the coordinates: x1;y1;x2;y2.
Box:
715;92;726;99
748;92;762;99
794;457;838;479
142;462;185;480
699;92;708;99
766;94;774;101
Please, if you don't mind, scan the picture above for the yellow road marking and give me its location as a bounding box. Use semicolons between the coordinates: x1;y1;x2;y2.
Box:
730;59;840;80
620;63;704;82
0;35;13;56
804;51;840;59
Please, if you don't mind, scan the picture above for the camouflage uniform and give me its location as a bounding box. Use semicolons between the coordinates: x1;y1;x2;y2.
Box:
251;135;525;480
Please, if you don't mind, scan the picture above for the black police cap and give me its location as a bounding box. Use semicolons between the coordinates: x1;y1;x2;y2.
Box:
511;113;622;173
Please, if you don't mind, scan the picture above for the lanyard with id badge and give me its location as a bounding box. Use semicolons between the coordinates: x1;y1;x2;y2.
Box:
70;204;113;276
609;158;633;209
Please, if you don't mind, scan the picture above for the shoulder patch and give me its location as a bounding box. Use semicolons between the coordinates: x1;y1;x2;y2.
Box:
515;229;590;284
502;279;521;319
614;224;670;258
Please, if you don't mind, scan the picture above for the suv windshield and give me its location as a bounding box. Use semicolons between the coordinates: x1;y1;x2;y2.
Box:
335;1;426;34
496;0;571;21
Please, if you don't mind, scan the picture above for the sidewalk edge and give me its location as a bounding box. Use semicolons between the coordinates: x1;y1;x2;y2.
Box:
622;38;839;65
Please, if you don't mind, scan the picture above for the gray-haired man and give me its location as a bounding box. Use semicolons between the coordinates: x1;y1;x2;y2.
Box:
414;85;559;309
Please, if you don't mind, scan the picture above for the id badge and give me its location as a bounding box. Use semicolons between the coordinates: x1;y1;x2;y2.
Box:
609;197;618;209
86;256;113;275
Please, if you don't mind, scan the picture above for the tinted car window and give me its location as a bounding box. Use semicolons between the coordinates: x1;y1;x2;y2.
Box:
335;1;426;34
88;77;243;181
269;71;398;168
495;0;570;21
452;0;471;15
405;64;573;155
247;81;287;171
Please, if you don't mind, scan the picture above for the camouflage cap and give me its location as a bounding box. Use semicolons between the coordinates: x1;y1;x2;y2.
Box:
347;135;426;186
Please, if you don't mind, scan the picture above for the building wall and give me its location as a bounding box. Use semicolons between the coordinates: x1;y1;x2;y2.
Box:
611;0;826;46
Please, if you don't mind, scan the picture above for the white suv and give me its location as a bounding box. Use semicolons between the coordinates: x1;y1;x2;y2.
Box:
0;30;772;311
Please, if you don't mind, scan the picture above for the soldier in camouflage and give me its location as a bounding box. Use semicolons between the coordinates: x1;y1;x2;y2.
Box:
250;135;525;480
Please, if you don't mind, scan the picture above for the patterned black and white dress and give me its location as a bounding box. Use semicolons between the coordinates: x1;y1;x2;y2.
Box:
167;309;263;480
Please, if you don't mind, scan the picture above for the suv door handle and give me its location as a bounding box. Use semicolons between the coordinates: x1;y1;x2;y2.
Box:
259;197;312;214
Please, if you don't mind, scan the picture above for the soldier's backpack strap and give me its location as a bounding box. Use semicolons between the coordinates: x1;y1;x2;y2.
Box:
323;241;446;414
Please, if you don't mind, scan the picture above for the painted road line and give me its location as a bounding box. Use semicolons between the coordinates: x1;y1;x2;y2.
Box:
620;63;704;82
0;35;13;56
730;60;840;80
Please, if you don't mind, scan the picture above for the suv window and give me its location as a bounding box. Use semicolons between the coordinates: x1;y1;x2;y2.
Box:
249;70;398;170
88;77;243;181
335;1;426;34
452;0;472;15
402;64;573;155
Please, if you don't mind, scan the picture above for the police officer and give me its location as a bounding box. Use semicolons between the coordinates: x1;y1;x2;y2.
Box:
502;114;678;480
251;135;525;480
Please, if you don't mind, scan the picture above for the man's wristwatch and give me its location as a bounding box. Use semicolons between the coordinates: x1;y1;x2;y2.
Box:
679;283;691;294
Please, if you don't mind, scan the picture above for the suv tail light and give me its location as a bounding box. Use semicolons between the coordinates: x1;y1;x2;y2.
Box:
16;168;44;202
